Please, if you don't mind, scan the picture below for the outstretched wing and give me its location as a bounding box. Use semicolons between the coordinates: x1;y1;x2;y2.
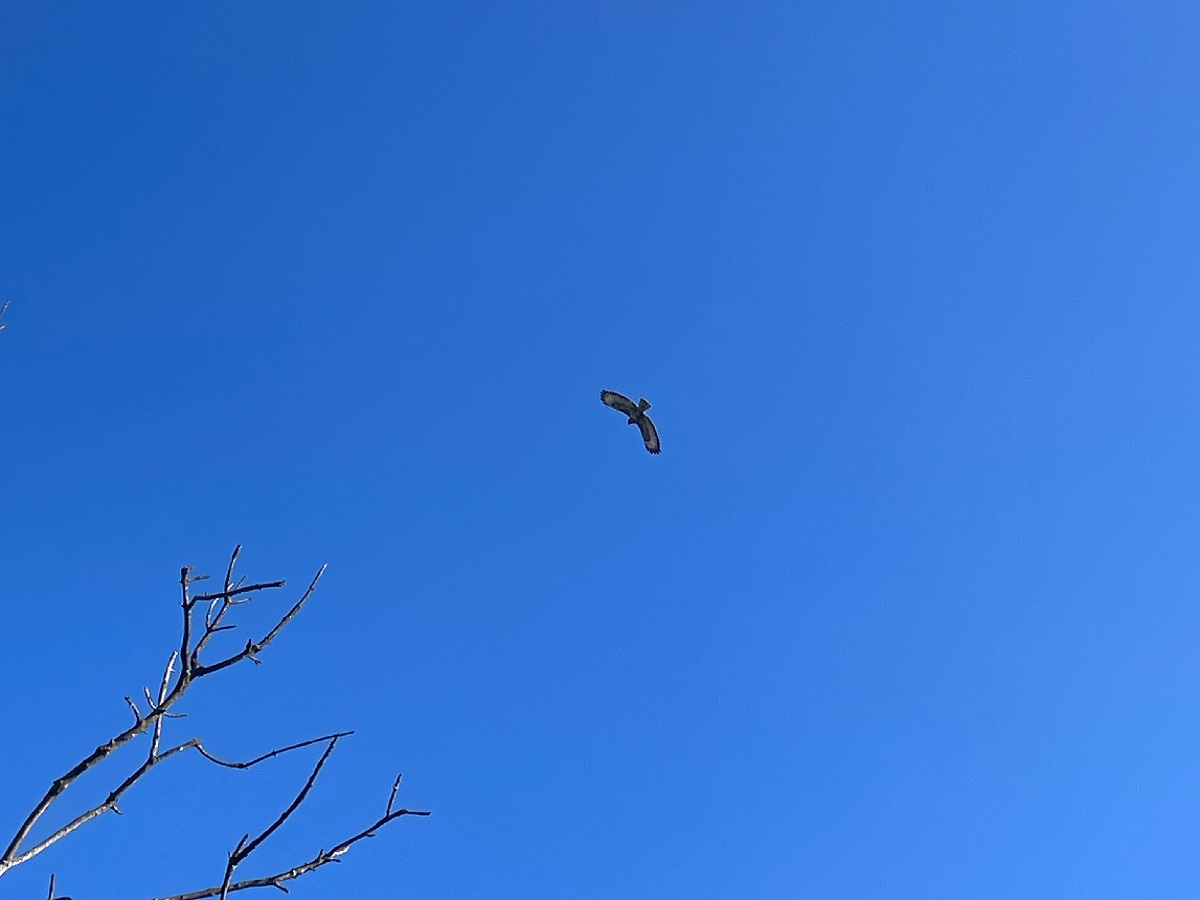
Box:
637;415;661;454
600;390;639;417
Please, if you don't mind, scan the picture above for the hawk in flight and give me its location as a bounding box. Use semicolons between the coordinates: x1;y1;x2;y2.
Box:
600;389;661;454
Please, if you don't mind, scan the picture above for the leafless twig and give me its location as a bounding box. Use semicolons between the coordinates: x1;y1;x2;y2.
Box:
46;872;72;900
386;774;403;816
150;763;430;900
192;731;353;770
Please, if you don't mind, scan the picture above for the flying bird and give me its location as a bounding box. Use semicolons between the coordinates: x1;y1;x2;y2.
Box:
600;389;661;454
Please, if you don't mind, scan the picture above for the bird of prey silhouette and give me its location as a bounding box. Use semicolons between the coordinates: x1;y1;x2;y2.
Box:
600;389;661;454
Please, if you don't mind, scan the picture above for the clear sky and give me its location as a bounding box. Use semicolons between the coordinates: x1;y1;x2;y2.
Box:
3;2;1200;897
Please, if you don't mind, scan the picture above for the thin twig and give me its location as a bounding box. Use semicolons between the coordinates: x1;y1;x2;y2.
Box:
236;736;340;867
193;581;287;605
194;566;324;678
152;798;430;900
217;735;340;900
46;871;73;899
179;565;197;680
123;696;143;725
149;652;179;758
386;774;402;816
192;732;353;770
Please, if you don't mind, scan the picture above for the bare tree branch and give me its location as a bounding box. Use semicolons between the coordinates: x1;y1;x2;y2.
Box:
216;735;342;900
150;776;431;900
46;871;74;899
47;872;71;900
123;696;144;727
192;732;353;770
149;652;179;759
386;774;403;816
193;566;324;679
0;549;343;880
1;548;424;896
193;581;287;604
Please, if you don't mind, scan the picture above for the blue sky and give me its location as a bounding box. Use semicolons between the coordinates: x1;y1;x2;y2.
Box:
3;2;1200;897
